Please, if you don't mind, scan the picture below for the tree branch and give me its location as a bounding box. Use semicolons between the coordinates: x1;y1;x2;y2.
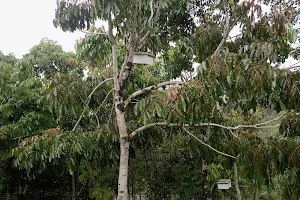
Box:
129;116;284;139
213;13;233;56
119;47;134;91
94;88;114;114
130;122;168;138
256;113;286;126
183;127;237;159
119;33;133;78
124;81;184;108
80;30;107;35
107;13;116;45
286;65;300;71
72;78;113;132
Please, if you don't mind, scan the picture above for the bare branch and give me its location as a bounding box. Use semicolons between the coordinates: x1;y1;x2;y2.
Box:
94;113;100;128
124;81;184;108
286;65;300;71
130;122;168;138
119;47;134;90
107;99;115;125
256;113;286;126
213;13;232;56
94;88;114;114
148;0;154;27
72;78;113;132
138;31;151;50
229;129;238;138
107;13;116;44
183;127;237;159
87;78;114;101
228;33;242;41
119;33;133;78
80;30;107;35
129;117;283;139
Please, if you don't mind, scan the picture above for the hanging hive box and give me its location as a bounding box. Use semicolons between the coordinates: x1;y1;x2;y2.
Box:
217;179;231;190
132;52;155;65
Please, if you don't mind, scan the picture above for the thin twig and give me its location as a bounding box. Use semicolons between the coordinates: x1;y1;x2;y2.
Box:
229;129;238;138
286;65;300;70
108;100;115;125
256;113;286;126
213;12;232;56
80;30;107;35
94;113;100;128
72;78;113;132
183;127;237;159
94;88;114;114
285;61;300;70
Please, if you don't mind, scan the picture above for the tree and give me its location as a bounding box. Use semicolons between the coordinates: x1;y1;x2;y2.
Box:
22;38;81;78
0;51;18;65
51;0;300;199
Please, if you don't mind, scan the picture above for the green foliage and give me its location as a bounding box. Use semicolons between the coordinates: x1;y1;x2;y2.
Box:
193;24;222;63
0;51;18;65
1;0;300;199
162;38;194;79
280;113;300;137
11;130;119;175
22;38;81;78
89;187;114;200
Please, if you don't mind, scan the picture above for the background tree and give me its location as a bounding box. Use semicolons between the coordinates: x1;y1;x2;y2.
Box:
22;38;81;78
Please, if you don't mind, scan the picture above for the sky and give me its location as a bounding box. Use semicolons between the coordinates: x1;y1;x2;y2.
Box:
0;0;85;58
0;0;298;68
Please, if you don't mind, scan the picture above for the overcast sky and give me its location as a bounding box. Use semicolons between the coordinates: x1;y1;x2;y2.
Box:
0;0;85;58
0;0;298;68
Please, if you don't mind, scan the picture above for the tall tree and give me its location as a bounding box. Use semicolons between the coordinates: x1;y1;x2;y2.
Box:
51;1;300;199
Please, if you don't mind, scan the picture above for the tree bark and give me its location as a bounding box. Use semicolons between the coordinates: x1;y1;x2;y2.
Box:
253;183;259;200
72;175;76;200
6;184;10;200
233;162;242;200
202;160;213;200
110;30;130;200
108;12;130;200
111;43;130;200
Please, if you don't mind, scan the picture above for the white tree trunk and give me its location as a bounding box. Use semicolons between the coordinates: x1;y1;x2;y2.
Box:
116;109;130;200
111;41;130;200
